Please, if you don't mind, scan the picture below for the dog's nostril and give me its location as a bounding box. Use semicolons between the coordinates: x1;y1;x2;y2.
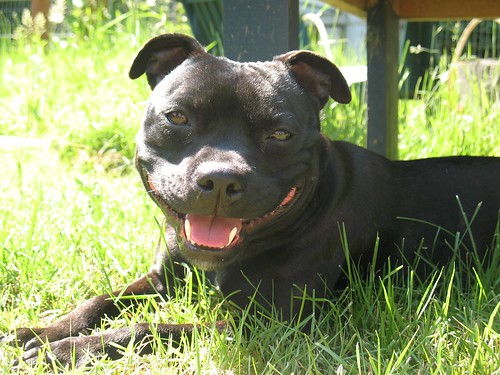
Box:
226;182;242;196
198;178;215;192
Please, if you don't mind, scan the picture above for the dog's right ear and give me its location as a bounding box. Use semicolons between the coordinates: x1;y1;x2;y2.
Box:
129;33;205;90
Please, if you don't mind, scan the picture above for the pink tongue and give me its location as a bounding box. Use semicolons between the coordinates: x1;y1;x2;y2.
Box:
185;214;242;248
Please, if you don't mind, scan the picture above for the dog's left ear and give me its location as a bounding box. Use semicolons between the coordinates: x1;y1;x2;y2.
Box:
275;51;351;106
129;33;206;90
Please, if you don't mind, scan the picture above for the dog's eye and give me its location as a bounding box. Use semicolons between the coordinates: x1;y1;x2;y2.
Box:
165;111;189;126
268;129;292;141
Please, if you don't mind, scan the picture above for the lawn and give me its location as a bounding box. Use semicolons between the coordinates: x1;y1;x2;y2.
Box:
0;5;499;374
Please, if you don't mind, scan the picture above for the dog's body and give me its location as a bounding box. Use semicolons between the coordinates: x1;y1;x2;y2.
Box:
9;34;500;367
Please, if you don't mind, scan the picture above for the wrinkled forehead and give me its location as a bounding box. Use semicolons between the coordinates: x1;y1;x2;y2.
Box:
152;56;304;116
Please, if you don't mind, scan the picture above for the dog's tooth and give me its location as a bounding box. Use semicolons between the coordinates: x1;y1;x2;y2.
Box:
226;227;238;247
185;219;192;242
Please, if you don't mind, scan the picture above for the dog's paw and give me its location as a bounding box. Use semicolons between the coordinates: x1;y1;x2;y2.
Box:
20;335;104;369
16;328;133;368
6;325;83;351
2;327;43;348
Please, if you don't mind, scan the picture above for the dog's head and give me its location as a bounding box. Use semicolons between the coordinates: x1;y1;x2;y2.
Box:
130;33;351;270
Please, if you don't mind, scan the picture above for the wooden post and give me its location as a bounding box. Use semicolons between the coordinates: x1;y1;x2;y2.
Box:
366;0;399;159
223;0;299;62
31;0;50;39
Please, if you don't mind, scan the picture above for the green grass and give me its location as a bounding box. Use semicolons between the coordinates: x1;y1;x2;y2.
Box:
1;7;499;374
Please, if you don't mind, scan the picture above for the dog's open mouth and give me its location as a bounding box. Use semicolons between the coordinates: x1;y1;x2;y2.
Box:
145;172;300;251
183;186;299;250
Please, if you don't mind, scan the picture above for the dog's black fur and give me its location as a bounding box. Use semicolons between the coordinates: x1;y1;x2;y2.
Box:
7;34;500;367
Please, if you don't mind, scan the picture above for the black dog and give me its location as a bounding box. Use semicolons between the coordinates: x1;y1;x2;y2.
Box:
8;33;500;367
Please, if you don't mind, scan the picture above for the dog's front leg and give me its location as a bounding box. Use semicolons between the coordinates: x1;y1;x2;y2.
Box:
19;320;227;368
9;262;176;352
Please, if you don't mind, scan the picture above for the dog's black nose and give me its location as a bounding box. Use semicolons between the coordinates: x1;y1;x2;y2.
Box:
197;171;245;203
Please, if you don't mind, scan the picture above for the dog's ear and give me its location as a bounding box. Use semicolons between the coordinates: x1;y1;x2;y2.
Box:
129;33;205;90
275;51;351;106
